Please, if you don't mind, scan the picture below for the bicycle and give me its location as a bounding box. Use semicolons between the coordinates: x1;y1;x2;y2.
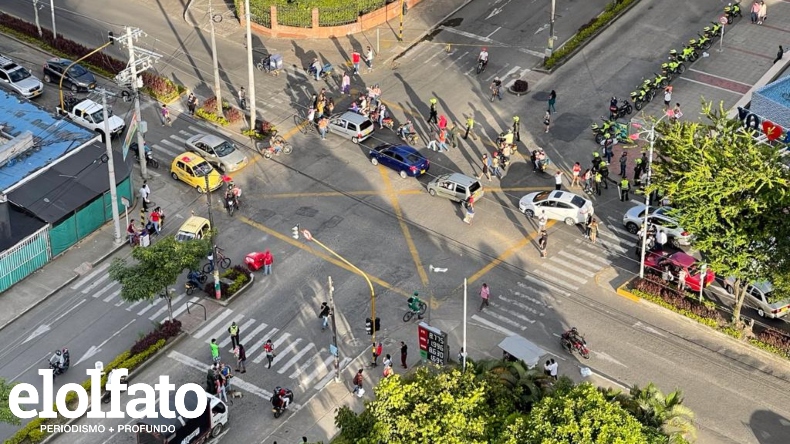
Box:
255;55;281;76
402;300;427;322
203;247;232;273
294;111;316;135
259;135;293;158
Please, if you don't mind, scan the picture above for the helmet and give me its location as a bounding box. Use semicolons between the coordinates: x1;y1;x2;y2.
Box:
571;327;578;334
413;291;419;297
55;350;62;356
429;98;437;104
513;116;520;122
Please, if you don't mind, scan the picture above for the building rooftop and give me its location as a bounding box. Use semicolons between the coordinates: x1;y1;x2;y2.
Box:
0;91;95;192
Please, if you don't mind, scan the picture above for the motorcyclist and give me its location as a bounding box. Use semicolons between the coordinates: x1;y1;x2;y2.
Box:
277;388;290;410
478;47;489;69
187;270;203;287
224;186;238;211
49;350;65;373
561;327;585;352
609;97;618;119
398;120;415;140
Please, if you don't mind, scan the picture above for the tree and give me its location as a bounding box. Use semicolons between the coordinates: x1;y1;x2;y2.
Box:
648;102;790;324
109;236;211;320
626;383;696;444
0;378;21;425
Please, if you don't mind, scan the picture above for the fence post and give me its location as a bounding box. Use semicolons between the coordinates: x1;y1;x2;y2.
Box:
312;7;319;29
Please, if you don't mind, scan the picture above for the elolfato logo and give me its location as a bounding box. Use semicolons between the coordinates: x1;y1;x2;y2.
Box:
9;369;206;419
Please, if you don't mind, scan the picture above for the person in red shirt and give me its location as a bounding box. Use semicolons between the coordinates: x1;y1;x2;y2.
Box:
351;50;361;75
149;210;161;234
262;249;274;275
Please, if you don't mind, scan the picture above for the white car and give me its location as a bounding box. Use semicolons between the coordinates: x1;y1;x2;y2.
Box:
622;205;692;247
518;190;594;225
185;134;249;173
723;278;790;319
0;55;43;98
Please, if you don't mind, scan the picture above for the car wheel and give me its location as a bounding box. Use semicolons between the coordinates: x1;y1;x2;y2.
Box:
196;185;205;194
758;308;767;318
211;423;223;438
170;172;178;180
43;73;52;83
564;217;575;226
352;136;359;144
399;170;408;179
370;157;378;166
725;284;734;294
524;209;534;218
428;188;436;196
625;222;639;234
70;83;78;93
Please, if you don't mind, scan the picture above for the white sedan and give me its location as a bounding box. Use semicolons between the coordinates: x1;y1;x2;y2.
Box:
519;190;594;225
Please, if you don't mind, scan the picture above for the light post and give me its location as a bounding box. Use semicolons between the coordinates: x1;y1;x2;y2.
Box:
546;0;556;59
298;228;376;363
328;276;340;382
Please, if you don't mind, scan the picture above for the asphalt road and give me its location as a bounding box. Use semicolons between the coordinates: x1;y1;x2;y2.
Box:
2;0;790;443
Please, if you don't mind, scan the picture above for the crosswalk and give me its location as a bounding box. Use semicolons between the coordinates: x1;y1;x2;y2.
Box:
472;222;639;334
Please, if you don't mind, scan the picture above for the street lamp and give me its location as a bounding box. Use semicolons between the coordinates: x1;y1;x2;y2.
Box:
297;228;377;365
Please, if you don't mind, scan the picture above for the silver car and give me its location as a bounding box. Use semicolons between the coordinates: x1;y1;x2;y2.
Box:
723;278;790;319
0;55;43;98
185;134;249;173
622;205;692;247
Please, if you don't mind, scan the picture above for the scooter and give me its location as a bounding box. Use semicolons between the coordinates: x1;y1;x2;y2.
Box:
271;386;294;418
131;143;160;169
48;348;70;376
224;194;239;217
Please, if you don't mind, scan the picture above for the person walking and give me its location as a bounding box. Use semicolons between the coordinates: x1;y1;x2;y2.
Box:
774;45;784;64
262;249;274;275
427;98;438;124
263;339;275;369
319;302;331;331
512;116;521;142
378;104;388;129
351;50;361;75
620;178;631;202
538;210;547;232
547;90;557;113
437;128;449;152
139;180;151;210
481;154;491;181
371;342;383;367
478;283;490;310
227;322;240;351
215;372;228;403
603;137;614;163
594;171;603;196
663;86;672;111
149;208;161;235
465;116;477;140
365;46;374;71
538;230;548;258
549;358;558;380
571;162;581;187
491;155;502;179
677;268;687;291
341;71;351;95
383;353;392;369
210;339;220;363
758;0;767;24
187;93;198;115
619;152;628;177
161;104;171;126
449;122;461;148
669;103;683;124
235;343;247;373
543;111;551;133
318;116;329;140
463;198;475;224
352;369;364;394
589;218;599;243
238;87;247;110
554;170;563;190
400;341;408;368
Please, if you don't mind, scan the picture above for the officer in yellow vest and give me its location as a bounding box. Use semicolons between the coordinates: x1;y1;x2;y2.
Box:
620;178;631;202
594;171;603;196
228;321;240;351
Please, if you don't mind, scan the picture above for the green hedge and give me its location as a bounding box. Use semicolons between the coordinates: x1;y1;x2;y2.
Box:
544;0;638;69
239;0;386;28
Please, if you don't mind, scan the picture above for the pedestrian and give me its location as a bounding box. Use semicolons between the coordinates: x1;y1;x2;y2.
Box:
383;353;392;368
547;90;557;113
210;338;220;363
187;93;197;115
663;86;672;110
583;169;593;193
751;0;760;23
161;104;171;126
227;321;240;351
449;122;461;148
438;115;448;131
352;369;364;394
571;162;581;187
318;116;329;140
206;365;217;392
538;210;547;231
464;116;476;140
481;154;491;181
589;218;599;243
669;103;683;124
263;339;275;369
378;104;388;128
154;206;165;229
427;128;439;151
655;229;668;251
437;128;449;152
603;137;614;163
365;45;374;71
400;341;408;368
319;302;331;331
774;45;784;64
220;361;233;391
341;71;351;95
549;358;558;380
310;58;322;81
215;372;228;403
543;360;551;376
149;207;160;235
758;0;767;24
238;87;246;110
492;155;503;178
594;171;603;195
543;111;551;133
235;343;246;373
678;268;687;291
262;249;274;275
501;144;512;169
619;152;628;177
512;116;521;142
371;342;383;366
463;198;475;224
538;230;548;258
139;180;151;210
427;98;438;124
351;49;361;75
478;283;490;310
554;170;563;190
620;178;631;202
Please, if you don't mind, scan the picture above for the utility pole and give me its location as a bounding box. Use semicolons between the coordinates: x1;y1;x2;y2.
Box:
204;174;220;299
209;0;223;117
244;0;256;133
328;276;340;383
50;0;56;39
546;0;556;59
32;0;42;37
100;89;122;244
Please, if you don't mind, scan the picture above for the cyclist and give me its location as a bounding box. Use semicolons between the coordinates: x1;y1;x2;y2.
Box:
490;77;502;101
478;47;489;70
408;292;423;318
270;136;284;155
398;119;415;140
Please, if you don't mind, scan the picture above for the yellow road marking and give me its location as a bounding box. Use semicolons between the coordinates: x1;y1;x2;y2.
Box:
246;186;545;200
615;283;641;302
377;165;430;286
238;215;411;298
466;220;556;285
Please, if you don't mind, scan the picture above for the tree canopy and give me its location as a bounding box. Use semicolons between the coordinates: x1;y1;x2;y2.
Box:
0;378;21;425
648;102;790;322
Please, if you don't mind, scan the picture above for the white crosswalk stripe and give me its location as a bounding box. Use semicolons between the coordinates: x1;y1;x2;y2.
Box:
277;342;316;374
71;263;110;290
149;293;186;321
256;336;298;364
194;309;234;339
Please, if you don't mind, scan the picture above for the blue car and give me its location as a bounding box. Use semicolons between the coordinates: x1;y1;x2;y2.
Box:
369;144;430;178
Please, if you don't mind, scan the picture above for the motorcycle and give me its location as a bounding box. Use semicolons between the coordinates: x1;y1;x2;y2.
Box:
660;59;686;81
703;22;723;38
677;44;698;63
397;124;419;145
652;72;669;91
630;85;653;111
48;348;70;376
130;143;160;169
258;136;293;159
101;369;128;403
560;332;590;359
271;386;294;418
185;270;207;295
368;109;394;130
609;99;632;119
693;33;712;51
591;118;628;144
495;131;517;152
724;1;741;24
225;194;239;217
531;149;550;173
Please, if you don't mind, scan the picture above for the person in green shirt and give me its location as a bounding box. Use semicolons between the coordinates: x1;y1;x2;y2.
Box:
210;338;220;363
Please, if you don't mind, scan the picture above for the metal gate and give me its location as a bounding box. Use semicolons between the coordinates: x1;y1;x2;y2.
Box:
0;225;51;293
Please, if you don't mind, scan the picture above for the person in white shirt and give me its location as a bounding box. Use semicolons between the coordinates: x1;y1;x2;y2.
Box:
478;47;489;69
655;229;668;251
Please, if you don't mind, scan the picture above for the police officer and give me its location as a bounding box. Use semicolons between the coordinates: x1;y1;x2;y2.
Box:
464;116;475;140
634;157;644;185
228;322;240;351
594;171;604;196
620;178;631;202
598;161;609;189
427;98;438;124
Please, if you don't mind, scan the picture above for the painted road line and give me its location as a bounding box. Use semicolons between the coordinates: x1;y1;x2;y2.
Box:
171;296;201;319
597;228;636;246
545;258;596;278
71;262;111;290
557;250;604;273
153;143;180;158
178;130;193;138
491;298;538;322
257;336;298;365
438;26;499;44
245;324;274;355
299;355;335;386
136;297;163;315
81;272;111;295
149;293;186;321
205;314;244;344
315;356;351;391
470;314;516;336
599;241;629;254
194;309;233;339
103;287;122;303
517;47;545;58
219;317;255;348
520;274;569;297
126;300;144;311
605;225;640;240
570;245;613;266
478;308;527;331
487;64;517;83
615;283;641;302
288;348;324;379
91;280;116;299
188;125;207;134
510;288;552;309
159;138;183;153
169;134;187;144
531;269;580;290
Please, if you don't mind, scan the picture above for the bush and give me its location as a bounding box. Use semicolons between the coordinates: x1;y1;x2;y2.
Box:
130;319;182;356
511;80;529;93
204;265;252;299
141;72;185;103
241;0;386;28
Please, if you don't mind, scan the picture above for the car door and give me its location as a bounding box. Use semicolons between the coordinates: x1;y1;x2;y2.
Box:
554;201;576;221
538;200;558;219
379;149;395;169
390;153;406;172
329;118;347;136
436;181;455;199
200;142;217;162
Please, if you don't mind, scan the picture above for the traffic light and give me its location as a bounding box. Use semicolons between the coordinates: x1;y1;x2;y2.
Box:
374;317;381;332
292;225;299;239
365;318;373;335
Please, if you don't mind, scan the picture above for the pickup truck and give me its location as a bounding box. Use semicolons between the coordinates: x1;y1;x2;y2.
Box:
56;96;125;142
136;391;229;444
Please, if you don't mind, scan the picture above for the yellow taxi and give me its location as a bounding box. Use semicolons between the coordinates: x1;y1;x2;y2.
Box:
175;216;211;242
170;152;223;193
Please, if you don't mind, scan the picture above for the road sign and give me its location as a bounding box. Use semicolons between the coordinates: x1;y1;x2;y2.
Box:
719;15;728;25
302;229;313;240
418;322;449;365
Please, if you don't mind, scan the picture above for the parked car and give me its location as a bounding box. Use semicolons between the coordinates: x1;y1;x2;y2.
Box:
175;216;212;242
518;190;594;225
328;111;374;143
185;134;249;173
427;173;484;203
170;153;223;193
723;278;790;319
623;205;692;247
0;55;43;98
369;144;429;178
42;58;96;92
644;251;715;292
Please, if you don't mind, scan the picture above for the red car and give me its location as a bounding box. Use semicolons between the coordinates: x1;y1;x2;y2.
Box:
643;251;715;292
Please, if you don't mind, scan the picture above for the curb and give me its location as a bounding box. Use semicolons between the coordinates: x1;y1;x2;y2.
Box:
205;272;254;307
615;282;641;302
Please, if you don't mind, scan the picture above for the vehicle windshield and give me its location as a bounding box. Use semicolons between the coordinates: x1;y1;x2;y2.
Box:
533;191;551;201
359;120;373;131
570;195;587;208
89;110;105;124
8;67;30;82
212;141;236;157
175;232;196;242
68;64;88;77
192;161;214;177
405;153;424;164
469;181;481;194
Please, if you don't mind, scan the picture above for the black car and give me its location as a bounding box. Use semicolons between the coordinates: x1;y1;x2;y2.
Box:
42;58;96;92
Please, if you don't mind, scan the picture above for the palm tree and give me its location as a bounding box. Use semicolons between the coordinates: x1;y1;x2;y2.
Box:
471;359;551;410
626;383;697;443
